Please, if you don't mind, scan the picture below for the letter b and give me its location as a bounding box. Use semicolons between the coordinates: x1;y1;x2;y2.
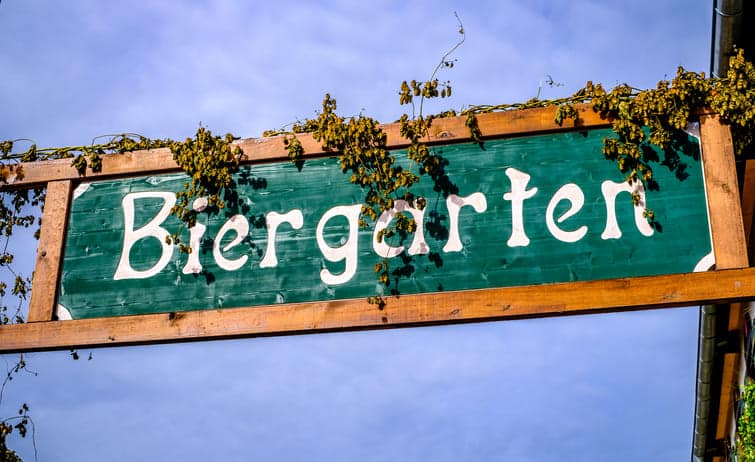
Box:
114;192;176;280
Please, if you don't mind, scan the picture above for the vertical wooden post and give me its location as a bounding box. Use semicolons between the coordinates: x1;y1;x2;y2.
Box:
701;115;747;270
27;180;73;322
700;114;749;448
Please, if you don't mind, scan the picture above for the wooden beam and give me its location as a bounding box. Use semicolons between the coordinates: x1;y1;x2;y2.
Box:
700;115;749;447
3;266;755;353
26;180;72;322
715;353;739;442
0;105;610;189
700;115;747;270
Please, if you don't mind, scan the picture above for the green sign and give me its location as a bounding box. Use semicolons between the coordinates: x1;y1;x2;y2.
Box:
58;129;713;320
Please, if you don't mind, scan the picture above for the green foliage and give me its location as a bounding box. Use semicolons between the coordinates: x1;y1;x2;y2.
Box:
309;93;418;229
459;49;755;221
0;43;754;312
0;134;170;176
738;380;755;461
0;422;23;462
710;49;755;156
0;129;248;255
167;127;243;252
283;135;304;169
0;356;36;462
281;17;467;307
2;49;755;313
0;26;754;460
0;403;30;462
593;49;755;204
0;188;41;326
288;94;428;307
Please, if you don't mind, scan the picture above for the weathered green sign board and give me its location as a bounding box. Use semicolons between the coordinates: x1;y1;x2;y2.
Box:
58;129;713;319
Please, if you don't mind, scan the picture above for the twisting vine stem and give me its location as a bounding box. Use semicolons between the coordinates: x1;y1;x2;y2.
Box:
0;355;38;462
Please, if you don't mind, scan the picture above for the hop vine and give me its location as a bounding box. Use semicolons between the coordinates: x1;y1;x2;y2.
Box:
1;47;755;312
2;23;755;462
167;127;244;252
738;380;755;460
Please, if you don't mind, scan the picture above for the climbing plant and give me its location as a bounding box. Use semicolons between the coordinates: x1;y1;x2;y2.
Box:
0;359;34;462
278;16;465;306
1;50;755;310
0;17;754;458
1;42;755;310
738;380;755;461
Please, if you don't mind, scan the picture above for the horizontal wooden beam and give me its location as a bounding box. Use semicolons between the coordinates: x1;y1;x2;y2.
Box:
3;266;755;353
0;105;610;189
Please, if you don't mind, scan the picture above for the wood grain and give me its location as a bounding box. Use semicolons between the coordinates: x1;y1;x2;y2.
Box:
700;115;749;446
715;352;739;441
3;266;755;353
701;115;748;269
0;105;610;190
26;181;72;322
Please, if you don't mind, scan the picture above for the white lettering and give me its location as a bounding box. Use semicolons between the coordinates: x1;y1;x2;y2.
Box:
503;168;538;247
182;197;209;274
601;180;654;239
372;200;430;258
114;192;176;280
316;204;362;285
213;215;249;271
443;193;487;252
546;184;587;243
260;210;304;268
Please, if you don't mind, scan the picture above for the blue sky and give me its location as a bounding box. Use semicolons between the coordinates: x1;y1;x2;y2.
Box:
1;1;711;460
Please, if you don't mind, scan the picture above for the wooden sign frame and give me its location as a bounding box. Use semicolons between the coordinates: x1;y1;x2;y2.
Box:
0;105;751;353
